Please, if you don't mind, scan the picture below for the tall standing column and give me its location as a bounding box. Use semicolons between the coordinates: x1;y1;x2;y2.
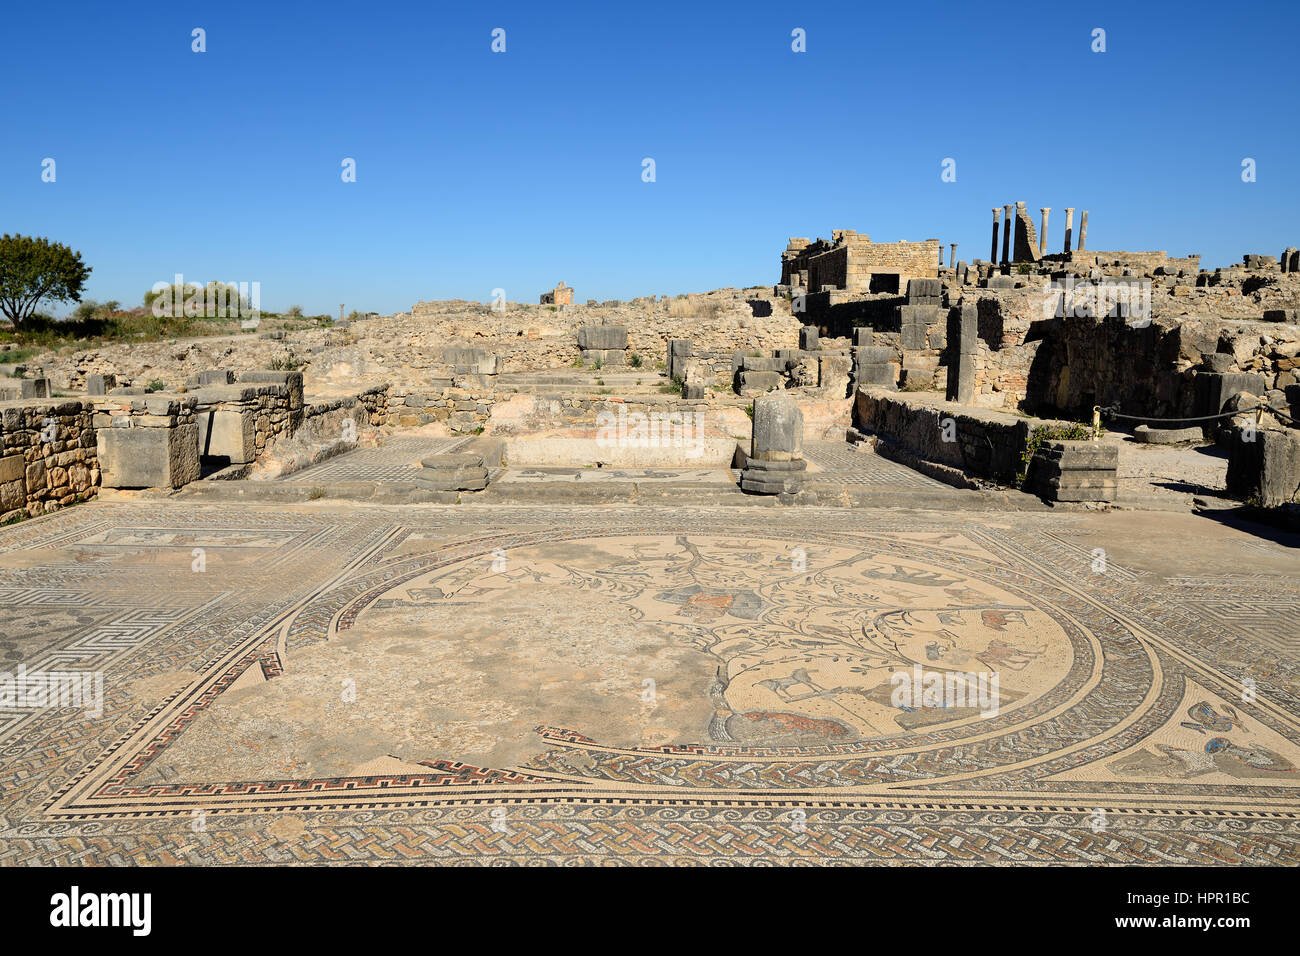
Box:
1001;204;1013;265
938;244;944;268
1078;210;1089;251
950;243;957;272
990;208;1001;263
1063;207;1075;254
1039;208;1051;256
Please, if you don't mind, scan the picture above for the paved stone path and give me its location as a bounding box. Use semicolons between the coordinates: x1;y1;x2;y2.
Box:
0;500;1296;865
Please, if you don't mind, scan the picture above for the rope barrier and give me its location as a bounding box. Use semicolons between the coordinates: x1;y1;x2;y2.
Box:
1096;403;1280;426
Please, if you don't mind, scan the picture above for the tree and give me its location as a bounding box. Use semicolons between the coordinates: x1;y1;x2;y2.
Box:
0;235;92;331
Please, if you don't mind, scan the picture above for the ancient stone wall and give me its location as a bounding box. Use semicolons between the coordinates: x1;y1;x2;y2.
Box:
0;400;98;521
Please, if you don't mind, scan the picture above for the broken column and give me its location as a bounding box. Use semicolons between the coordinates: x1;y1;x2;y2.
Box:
950;243;957;273
1063;207;1075;254
945;302;977;404
990;208;1001;263
740;394;806;495
1039;208;1050;255
1013;202;1042;262
1079;210;1089;251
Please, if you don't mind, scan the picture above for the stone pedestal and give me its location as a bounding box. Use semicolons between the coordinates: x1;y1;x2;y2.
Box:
1027;440;1117;502
416;453;489;492
740;395;806;494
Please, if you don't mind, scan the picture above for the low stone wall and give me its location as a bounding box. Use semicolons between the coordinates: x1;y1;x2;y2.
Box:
0;400;99;521
853;388;1076;487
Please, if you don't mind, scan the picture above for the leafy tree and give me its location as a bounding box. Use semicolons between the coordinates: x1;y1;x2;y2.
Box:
0;235;92;331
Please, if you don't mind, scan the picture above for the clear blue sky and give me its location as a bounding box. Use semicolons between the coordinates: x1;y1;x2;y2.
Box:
5;0;1297;316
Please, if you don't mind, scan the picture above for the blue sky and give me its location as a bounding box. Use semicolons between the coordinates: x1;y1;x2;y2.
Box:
4;0;1297;316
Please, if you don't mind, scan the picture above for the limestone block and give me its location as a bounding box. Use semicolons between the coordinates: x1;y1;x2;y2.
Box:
97;424;200;489
739;457;807;495
86;373;117;395
577;326;628;351
799;326;819;350
1226;426;1300;508
819;355;852;398
580;348;625;366
739;370;783;397
750;394;803;461
197;408;256;463
198;369;235;386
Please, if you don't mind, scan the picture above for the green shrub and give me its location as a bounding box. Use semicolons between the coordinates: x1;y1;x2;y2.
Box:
629;353;643;368
146;379;166;392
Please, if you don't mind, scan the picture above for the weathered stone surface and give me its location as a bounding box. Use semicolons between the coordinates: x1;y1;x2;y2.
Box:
1134;424;1204;444
577;326;628;351
750;394;803;462
799;326;819;350
738;370;783;396
199;369;236;386
580;348;626;366
86;373;117;395
97;424;200;489
197;408;256;463
1226;426;1300;508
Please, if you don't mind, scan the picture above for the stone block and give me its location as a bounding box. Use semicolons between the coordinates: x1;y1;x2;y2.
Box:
197;408;256;463
799;326;819;350
86;373;117;395
1135;424;1204;444
577;326;628;351
819;355;852;398
739;370;784;396
906;278;942;300
97;423;200;489
1200;353;1234;373
853;346;897;365
20;378;51;399
198;369;235;386
240;370;305;408
667;339;692;380
0;455;24;484
580;348;625;366
742;356;788;373
1226;426;1300;508
987;275;1017;290
856;363;897;389
750;394;803;461
739;457;807;495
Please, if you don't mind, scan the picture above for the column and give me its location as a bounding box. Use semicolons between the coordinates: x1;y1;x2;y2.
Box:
1001;205;1013;265
1039;208;1050;256
1079;210;1089;251
1063;207;1075;254
990;208;1001;263
950;243;957;272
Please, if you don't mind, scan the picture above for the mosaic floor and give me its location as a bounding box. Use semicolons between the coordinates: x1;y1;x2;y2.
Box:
276;436;473;483
0;501;1296;865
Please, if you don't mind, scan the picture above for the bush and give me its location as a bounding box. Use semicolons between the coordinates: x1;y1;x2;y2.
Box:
629;353;643;368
